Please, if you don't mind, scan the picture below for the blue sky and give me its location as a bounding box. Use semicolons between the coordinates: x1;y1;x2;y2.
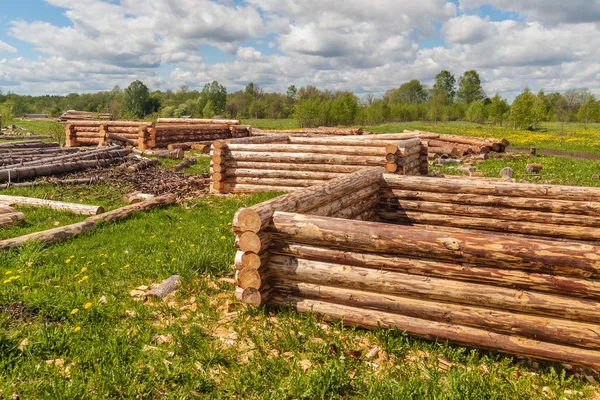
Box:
0;0;599;98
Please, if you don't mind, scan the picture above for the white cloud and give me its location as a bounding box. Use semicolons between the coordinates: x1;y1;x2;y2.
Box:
0;40;17;54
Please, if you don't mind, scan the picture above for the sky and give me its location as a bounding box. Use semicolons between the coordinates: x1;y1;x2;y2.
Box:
0;0;599;100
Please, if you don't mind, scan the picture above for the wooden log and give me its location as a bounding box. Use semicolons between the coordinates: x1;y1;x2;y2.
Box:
0;205;15;214
107;132;137;147
226;144;395;157
68;121;153;127
383;175;600;202
216;151;387;166
0;147;129;170
383;189;600;217
211;161;365;174
359;133;440;140
378;210;600;241
155;123;230;131
268;212;600;278
86;194;176;224
134;149;184;159
236;231;271;254
126;158;159;172
171;158;197;172
235;286;272;306
0;177;105;190
121;192;154;204
232;168;384;234
0;147;79;157
287;136;422;150
267;255;600;322
0;212;25;227
272;280;600;350
156;118;241;125
271;242;600;300
222;177;338;189
330;196;379;220
0;158;124;183
0;141;58;149
224;135;290;145
308;184;380;217
381;199;600;227
0;135;52;140
0;195;103;215
220;184;297;194
167;141;213;151
270;296;600;370
216;169;346;182
406;130;509;148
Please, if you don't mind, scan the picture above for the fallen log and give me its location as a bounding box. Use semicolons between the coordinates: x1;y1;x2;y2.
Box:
0;141;59;149
126;158;159;173
0;177;105;190
0;158;125;183
0;194;176;251
0;212;25;227
270;296;600;370
107;132;137;147
0;195;103;215
214;151;388;166
215;169;346;182
167;141;213;151
171;158;197;172
133;149;184;159
0;135;52;140
0;205;15;214
121;192;155;204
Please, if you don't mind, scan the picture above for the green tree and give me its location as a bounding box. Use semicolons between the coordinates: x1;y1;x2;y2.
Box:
433;70;456;103
457;70;486;104
387;80;428;103
122;80;151;118
329;92;359;125
202;99;215;118
284;85;297;117
427;92;448;123
465;101;486;123
577;90;596;124
509;88;545;130
295;96;326;127
0;101;14;127
199;81;227;115
488;93;510;125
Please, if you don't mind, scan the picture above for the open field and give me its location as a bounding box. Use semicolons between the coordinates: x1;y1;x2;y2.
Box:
2;120;600;398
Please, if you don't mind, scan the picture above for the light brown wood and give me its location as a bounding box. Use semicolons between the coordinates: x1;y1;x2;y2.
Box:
236;231;271;254
219;169;346;181
157;118;241;125
211;162;365;174
0;158;125;183
232;168;384;233
0;204;15;214
87;194;176;224
270;296;600;370
219;151;388;166
224;135;289;145
126;158;159;172
0;221;97;251
0;212;25;227
271;242;600;300
0;195;103;215
171;158;197;172
226;143;394;157
268;211;600;278
307;184;380;217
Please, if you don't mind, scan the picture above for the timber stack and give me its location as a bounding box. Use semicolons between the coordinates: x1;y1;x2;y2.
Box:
154;118;249;150
403;130;509;157
58;110;112;123
231;169;600;369
210;135;427;194
253;127;362;136
65;121;154;148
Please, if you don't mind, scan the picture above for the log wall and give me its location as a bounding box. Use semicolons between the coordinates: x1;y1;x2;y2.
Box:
211;136;427;194
65;121;154;149
230;170;600;369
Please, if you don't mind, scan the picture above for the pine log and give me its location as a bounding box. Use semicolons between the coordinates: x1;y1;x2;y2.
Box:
307;184;380;217
191;143;212;153
224;135;290;145
287;136;422;150
0;195;103;215
383;175;600;202
221;177;334;189
0;141;58;149
235;286;272;306
86;194;176;224
270;295;600;369
0;147;79;157
0;212;25;227
121;192;154;204
107;132;137;147
171;158;197;172
68;121;153;127
0;158;124;183
236;231;271;254
215;151;387;166
232;167;384;234
167;141;213;151
0;147;129;170
0;135;52;140
381;199;600;227
225;144;397;157
0;205;15;214
236;265;270;288
377;210;600;241
157;118;241;125
359;133;440;140
219;184;297;194
268;212;600;278
382;189;600;217
271;242;600;300
330;196;379;220
267;255;600;322
134;149;184;159
126;158;159;172
0;177;105;190
211;161;365;174
215;169;346;182
272;280;600;350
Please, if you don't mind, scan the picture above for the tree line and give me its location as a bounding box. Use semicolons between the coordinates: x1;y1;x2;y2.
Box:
1;69;599;129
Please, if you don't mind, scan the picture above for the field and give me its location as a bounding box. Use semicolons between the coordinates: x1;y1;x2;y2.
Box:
1;120;600;398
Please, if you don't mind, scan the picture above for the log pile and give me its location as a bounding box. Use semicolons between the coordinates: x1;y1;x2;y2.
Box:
152;118;248;150
0;144;130;183
211;136;427;194
253;127;363;136
231;169;600;369
0;142;79;166
403;130;509;157
65;121;154;148
58;110;112;123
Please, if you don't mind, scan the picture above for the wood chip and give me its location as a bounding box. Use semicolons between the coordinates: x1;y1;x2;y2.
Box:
299;359;312;372
18;338;29;351
365;345;380;360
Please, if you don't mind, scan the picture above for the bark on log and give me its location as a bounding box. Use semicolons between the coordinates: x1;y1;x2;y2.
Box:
171;158;197;172
268;212;600;278
126;158;159;172
211;161;365;174
272;279;600;350
167;141;213;151
232;168;384;233
307;184;380;217
0;158;124;183
0;147;129;170
0;177;105;190
224;135;290;145
236;231;271;254
217;151;388;166
267;255;600;322
225;143;403;157
147;275;180;298
87;193;176;224
221;177;339;189
235;286;272;306
107;132;137;147
269;295;600;369
0;141;58;149
383;174;600;202
216;169;346;182
0;195;103;215
68;121;153;127
157;118;241;125
271;242;600;300
377;210;600;241
0;205;15;214
0;212;25;227
219;184;298;194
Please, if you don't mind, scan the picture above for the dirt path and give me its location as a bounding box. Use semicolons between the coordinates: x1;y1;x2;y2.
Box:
509;147;600;161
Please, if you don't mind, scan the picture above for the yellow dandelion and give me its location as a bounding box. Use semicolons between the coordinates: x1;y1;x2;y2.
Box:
69;255;75;259
178;226;182;230
5;271;11;275
78;276;89;284
220;236;226;240
171;258;177;261
84;302;92;310
3;279;10;284
54;285;60;288
65;259;72;264
75;273;80;278
227;222;232;226
81;267;87;273
124;264;130;268
190;244;195;247
22;286;28;290
100;262;106;266
73;326;81;332
70;308;79;315
12;276;20;280
170;240;175;243
156;259;161;262
150;235;156;239
27;262;33;266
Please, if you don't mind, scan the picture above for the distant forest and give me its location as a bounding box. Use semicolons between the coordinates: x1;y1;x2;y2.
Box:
1;69;599;130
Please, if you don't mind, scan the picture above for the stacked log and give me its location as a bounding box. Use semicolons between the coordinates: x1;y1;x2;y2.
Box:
65;121;153;148
58;110;111;123
378;175;600;241
0;147;80;166
232;168;384;306
253;127;362;136
229;168;600;369
153;118;248;149
211;136;425;194
403;130;509;156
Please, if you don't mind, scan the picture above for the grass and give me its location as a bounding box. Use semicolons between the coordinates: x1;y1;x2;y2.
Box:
1;161;600;399
2;120;66;144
